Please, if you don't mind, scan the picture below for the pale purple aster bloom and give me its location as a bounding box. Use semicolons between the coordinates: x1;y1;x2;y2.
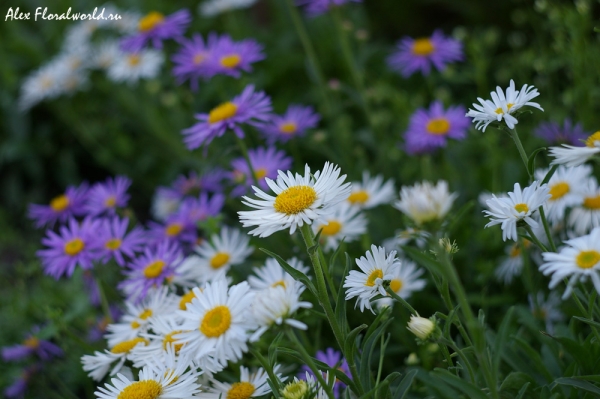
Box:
175;192;225;224
534;119;588;146
229;147;293;196
172;33;220;91
37;217;101;279
181;84;272;150
121;9;191;52
404;101;469;155
212;35;265;78
4;366;37;398
84;176;131;216
147;216;197;248
28;183;89;228
118;240;182;302
261;104;320;143
171;170;227;197
88;306;123;342
2;328;62;362
300;348;350;397
297;0;362;16
387;30;463;77
90;217;146;266
82;270;101;306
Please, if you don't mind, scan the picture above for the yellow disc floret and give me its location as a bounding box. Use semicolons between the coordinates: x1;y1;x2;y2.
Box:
320;220;342;236
274;186;317;215
412;38;434;56
138;11;164;32
111;337;149;354
576;250;600;269
144;260;166;279
208;102;238;124
221;54;242;68
549;182;570;200
390;279;403;293
514;203;529;213
227;382;256;399
50;194;69;212
583;195;600;210
200;305;232;337
585;131;600;148
426;118;450;135
64;238;84;256
210;252;231;269
279;122;298;134
347;190;369;205
366;269;383;287
117;380;162;399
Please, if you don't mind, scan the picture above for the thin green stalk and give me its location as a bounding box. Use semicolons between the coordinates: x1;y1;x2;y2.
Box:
523;225;549;253
374;334;387;399
439;337;476;383
92;271;113;324
571;285;600;344
235;135;260;188
509;127;530;178
250;348;283;394
537;206;557;252
385;286;417;314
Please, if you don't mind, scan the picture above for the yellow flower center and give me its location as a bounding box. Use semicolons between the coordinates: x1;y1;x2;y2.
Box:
390;279;403;293
64;238;84;256
127;54;140;66
426;118;450;135
110;337;149;354
200;305;232;337
105;195;117;207
348;190;369;205
117;379;162;399
272;280;286;288
193;53;206;65
208;102;238;124
131;321;140;328
412;38;435;56
320;220;342;236
165;222;183;237
162;330;185;353
575;250;600;269
549;182;569;200
138;11;164;32
105;238;122;250
279;122;298;134
274;185;317;215
144;260;166;278
179;290;197;310
210;252;230;269
585;131;600;147
514;203;529;213
281;380;308;399
220;54;242;68
23;337;40;349
50;194;70;211
255;168;268;180
227;382;256;399
583;195;600;210
139;309;153;320
509;244;521;258
366;269;383;287
495;103;514;115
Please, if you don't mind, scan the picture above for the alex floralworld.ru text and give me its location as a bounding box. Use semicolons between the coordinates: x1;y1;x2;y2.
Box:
4;7;121;22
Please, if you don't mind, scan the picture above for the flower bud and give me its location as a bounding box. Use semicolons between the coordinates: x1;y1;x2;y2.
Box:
407;315;436;341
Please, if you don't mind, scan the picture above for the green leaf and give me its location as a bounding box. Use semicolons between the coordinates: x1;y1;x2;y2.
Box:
308;228;323;254
392;369;418;399
334;253;351;335
269;332;284;366
573;316;600;330
344;324;368;369
493;306;514;374
515;383;530;399
360;319;393;389
260;248;318;296
431;369;488;399
541;164;559;185
527;147;547;177
401;246;445;277
551;377;600;395
500;372;536;393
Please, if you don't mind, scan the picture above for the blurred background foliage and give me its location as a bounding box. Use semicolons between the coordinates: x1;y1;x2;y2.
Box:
1;0;600;397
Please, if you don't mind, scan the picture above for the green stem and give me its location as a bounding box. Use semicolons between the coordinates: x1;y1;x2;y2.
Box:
571;285;600;344
235;135;260;188
537;206;557;252
385;286;417;314
523;225;549;253
250;347;282;395
509;127;530;178
374;334;387;399
92;271;113;324
299;224;365;395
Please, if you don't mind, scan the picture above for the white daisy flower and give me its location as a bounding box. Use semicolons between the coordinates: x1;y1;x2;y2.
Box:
107;48;164;85
382;228;430;251
539;227;600;299
197;365;283;399
151;190;181;222
129;315;187;368
239;163;352;237
95;351;201;399
465;79;543;131
92;41;121;70
568;177;600;235
549;131;600;167
375;259;426;309
343;245;400;313
200;0;258;17
495;240;532;284
346;172;395;209
528;292;564;334
176;280;256;366
82;337;149;382
313;202;367;251
483;181;551;242
248;257;309;291
394;180;457;226
250;281;313;341
534;165;591;224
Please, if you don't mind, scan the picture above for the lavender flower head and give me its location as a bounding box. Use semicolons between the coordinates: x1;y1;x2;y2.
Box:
118;240;183;302
121;9;191;52
171;170;227;197
181;84;272;150
212;35;265;78
2;327;62;362
403;101;469;155
262;104;320;143
172;33;221;91
28;183;89;228
84;175;131;216
300;348;351;397
4;366;38;398
534;118;588;146
37;217;101;279
147;215;198;247
387;30;463;77
229;147;293;196
297;0;362;16
175;192;225;224
90;216;146;266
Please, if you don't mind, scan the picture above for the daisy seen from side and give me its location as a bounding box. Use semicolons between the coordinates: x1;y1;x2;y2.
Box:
346;172;395;209
549;131;600;167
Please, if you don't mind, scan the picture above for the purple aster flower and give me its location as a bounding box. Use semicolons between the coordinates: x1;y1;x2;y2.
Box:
534;118;588;146
297;0;362;17
404;101;469;155
28;183;89;228
229;147;292;196
387;30;463;77
84;176;131;216
4;366;38;398
121;9;191;52
300;348;350;397
212;35;265;78
261;104;320;143
172;33;220;91
37;217;101;279
89;217;146;266
175;192;225;224
181;84;272;150
2;328;62;362
147;215;197;248
88;306;122;342
118;240;182;302
171;169;227;197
